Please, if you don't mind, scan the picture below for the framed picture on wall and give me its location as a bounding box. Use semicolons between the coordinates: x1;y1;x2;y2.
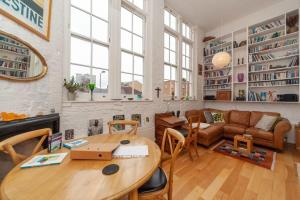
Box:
0;0;52;41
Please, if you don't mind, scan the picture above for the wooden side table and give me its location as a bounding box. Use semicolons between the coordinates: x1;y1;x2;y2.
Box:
234;135;253;154
295;124;300;150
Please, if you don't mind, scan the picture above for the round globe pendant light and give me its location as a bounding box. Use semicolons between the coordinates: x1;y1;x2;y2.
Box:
212;51;231;69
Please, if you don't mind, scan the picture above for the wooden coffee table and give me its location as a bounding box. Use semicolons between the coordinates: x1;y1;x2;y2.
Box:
234;135;253;154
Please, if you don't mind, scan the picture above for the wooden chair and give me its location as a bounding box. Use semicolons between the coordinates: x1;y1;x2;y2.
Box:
108;120;139;135
138;128;185;200
178;115;201;160
0;128;52;166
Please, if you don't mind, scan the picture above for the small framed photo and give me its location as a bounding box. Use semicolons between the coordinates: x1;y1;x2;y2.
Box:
65;129;74;140
88;119;103;136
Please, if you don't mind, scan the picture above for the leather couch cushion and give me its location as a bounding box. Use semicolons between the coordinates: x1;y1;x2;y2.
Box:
138;167;167;194
198;125;223;140
224;123;247;136
250;111;280;127
246;127;273;141
230;110;250;126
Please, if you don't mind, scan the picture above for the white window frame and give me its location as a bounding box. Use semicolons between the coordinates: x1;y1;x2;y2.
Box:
65;0;150;101
163;7;195;100
120;4;146;97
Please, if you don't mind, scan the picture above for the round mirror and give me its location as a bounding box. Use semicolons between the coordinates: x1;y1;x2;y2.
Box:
0;30;47;81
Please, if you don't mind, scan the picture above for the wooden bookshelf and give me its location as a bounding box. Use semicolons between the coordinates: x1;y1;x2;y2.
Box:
203;9;300;103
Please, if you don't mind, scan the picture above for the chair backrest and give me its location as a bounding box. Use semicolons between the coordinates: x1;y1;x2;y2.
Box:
108;120;139;135
187;115;201;137
161;128;185;199
0;128;52;165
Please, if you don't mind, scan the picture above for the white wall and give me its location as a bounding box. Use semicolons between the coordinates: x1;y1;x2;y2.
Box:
0;0;203;140
204;0;300;143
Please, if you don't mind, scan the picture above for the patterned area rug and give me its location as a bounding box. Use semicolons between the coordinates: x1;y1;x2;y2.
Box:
212;140;276;170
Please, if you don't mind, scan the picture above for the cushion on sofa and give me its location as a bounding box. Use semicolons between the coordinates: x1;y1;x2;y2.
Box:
224;123;247;137
205;108;230;123
250;111;280;127
204;111;214;123
229;110;250;126
211;112;225;123
255;115;278;131
246;127;273;141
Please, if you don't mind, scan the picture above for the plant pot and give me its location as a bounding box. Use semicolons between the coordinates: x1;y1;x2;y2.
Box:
67;92;76;101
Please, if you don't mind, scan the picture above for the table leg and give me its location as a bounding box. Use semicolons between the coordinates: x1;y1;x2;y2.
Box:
129;189;138;200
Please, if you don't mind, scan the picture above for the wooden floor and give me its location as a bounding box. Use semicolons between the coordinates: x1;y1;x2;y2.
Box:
163;144;300;200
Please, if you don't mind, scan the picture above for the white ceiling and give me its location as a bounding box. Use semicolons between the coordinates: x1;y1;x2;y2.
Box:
165;0;284;31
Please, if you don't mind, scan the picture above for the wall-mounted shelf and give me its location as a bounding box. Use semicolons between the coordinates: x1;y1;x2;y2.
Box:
203;9;300;103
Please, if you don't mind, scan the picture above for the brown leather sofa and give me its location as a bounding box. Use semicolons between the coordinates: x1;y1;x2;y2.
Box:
185;108;292;151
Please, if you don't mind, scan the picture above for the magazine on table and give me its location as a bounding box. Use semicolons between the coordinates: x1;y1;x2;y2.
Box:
20;153;68;168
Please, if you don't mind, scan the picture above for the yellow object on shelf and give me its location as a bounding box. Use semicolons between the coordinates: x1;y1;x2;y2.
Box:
0;112;28;122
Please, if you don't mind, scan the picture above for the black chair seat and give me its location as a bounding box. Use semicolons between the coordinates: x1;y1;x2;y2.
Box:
177;128;189;137
138;167;167;194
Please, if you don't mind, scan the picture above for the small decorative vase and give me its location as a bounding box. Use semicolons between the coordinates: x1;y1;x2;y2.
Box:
90;90;94;101
67;92;76;101
88;83;96;101
237;73;244;82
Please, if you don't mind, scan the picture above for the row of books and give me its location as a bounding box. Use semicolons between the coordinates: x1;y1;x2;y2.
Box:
248;38;298;53
248;69;299;82
289;56;299;67
248;91;268;101
205;77;232;86
248;79;299;87
249;31;284;44
0;69;27;78
204;84;231;90
204;69;231;78
203;46;232;57
208;40;231;48
0;60;29;70
249;64;296;73
249;19;284;35
249;53;275;63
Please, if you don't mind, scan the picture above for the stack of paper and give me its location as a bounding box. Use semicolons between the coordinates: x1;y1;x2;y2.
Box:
113;145;149;158
20;153;68;168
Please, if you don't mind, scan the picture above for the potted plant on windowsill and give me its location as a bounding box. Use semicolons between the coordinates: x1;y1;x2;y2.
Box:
64;77;81;101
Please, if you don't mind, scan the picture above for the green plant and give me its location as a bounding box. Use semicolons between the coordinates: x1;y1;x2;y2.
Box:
63;77;81;93
88;83;96;91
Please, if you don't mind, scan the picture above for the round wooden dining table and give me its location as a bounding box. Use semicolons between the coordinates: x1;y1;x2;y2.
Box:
0;134;161;200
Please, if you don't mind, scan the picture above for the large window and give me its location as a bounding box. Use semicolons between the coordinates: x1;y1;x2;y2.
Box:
164;8;194;99
126;0;144;10
120;6;145;96
182;42;192;98
164;32;178;97
70;0;109;94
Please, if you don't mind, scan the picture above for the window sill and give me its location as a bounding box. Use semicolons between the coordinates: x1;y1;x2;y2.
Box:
163;99;201;102
63;99;153;104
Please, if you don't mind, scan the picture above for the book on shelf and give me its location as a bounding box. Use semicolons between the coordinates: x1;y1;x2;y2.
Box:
249;30;285;44
249;19;284;35
20;153;68;168
248;68;299;82
248;38;298;53
249;79;299;87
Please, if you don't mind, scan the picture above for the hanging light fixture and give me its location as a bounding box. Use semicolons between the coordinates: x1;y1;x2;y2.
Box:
212;8;231;69
212;51;231;69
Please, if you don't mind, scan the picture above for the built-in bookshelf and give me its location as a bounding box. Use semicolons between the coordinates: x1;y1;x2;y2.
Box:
0;35;30;78
203;9;300;103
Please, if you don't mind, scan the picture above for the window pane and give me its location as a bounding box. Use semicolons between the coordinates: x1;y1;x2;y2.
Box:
182;43;186;55
164;65;170;80
121;30;132;51
121;52;133;73
170;51;176;65
186;58;190;69
121;8;132;31
164;80;175;96
164;33;169;48
70;64;90;81
71;37;91;66
133;0;144;9
134;56;143;75
182;70;187;81
121;73;133;95
92;0;108;20
186;27;191;39
92;44;108;69
71;0;91;12
92;68;108;92
133;14;143;36
171;67;176;80
164;10;170;26
134;75;143;95
170;14;177;30
186;45;190;57
170;36;176;51
133;35;143;54
182;23;186;36
164;49;169;63
92;17;108;42
182;56;186;68
71;7;90;37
